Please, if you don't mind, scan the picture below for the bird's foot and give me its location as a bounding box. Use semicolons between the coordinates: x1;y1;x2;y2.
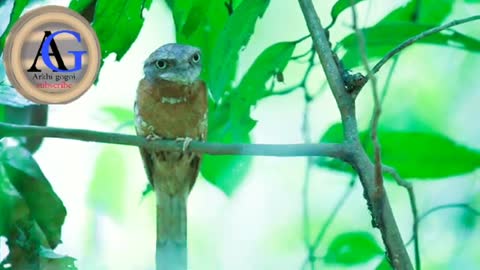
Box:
176;137;193;152
144;125;162;140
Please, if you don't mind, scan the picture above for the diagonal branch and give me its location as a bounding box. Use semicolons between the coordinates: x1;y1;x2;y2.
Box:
0;122;350;158
372;15;480;75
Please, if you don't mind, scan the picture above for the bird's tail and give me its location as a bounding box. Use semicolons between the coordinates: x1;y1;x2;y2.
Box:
156;190;187;270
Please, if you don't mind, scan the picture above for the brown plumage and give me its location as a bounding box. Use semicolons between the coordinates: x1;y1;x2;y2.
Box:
134;44;207;270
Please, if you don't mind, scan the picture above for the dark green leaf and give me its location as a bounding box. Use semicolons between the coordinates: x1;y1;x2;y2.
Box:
328;0;365;29
0;0;29;51
318;123;480;179
68;0;95;14
165;0;196;33
324;231;382;265
340;23;480;68
1;146;66;248
208;0;270;100
0;105;4;122
376;257;393;270
87;146;127;221
236;41;296;104
92;0;153;60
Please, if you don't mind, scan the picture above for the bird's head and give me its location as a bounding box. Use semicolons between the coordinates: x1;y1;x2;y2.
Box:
143;43;202;85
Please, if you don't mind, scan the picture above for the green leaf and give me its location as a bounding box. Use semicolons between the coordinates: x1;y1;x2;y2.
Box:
208;0;270;100
376;257;393;270
201;123;252;196
340;23;480;68
380;0;453;25
1;145;66;248
328;0;366;28
235;41;296;104
91;0;153;60
0;0;29;51
68;0;95;14
318;123;480;179
201;155;251;196
324;231;383;265
87;146;127;221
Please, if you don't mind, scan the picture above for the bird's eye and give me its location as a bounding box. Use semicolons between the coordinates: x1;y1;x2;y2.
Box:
191;53;200;63
156;60;167;69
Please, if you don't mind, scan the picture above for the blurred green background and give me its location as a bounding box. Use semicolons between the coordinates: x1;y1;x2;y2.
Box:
1;0;480;269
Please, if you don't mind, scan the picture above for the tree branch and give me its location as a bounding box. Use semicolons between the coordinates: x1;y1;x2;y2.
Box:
372;15;480;75
0;122;350;158
298;1;413;269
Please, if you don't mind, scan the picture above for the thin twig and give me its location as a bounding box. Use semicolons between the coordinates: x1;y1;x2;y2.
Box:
0;122;350;158
380;55;399;104
405;203;480;246
372;15;480;75
383;166;421;270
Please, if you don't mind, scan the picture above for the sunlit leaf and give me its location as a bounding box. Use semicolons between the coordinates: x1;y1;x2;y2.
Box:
1;146;66;248
0;0;29;50
236;41;296;104
87;146;127;221
317;123;480;179
208;0;270;100
324;231;383;265
201;126;252;196
91;0;153;60
328;0;366;29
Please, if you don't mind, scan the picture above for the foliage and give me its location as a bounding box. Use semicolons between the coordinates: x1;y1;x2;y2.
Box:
0;0;479;269
318;123;480;179
324;231;383;265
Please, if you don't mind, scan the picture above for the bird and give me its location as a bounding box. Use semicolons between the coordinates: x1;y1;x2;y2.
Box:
134;43;208;270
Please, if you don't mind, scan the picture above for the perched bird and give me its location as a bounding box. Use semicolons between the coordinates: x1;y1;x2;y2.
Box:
134;43;208;270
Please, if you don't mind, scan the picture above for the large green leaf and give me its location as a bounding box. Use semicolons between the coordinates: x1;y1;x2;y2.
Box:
339;0;467;68
317;123;480;179
327;0;366;29
0;0;30;51
87;0;152;60
1;146;66;248
87;146;127;221
379;0;453;25
208;0;270;100
341;23;480;68
201;119;252;195
235;41;296;104
324;231;383;265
